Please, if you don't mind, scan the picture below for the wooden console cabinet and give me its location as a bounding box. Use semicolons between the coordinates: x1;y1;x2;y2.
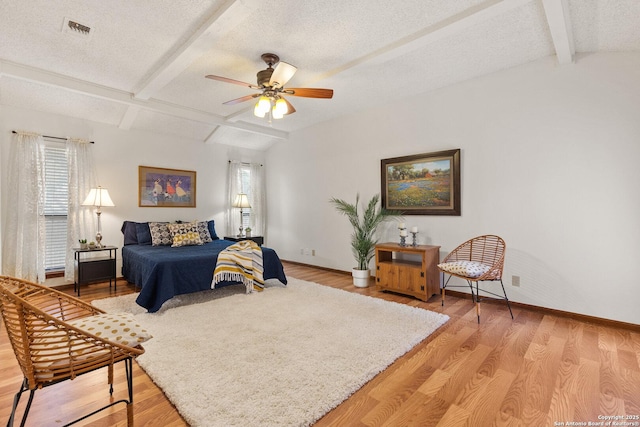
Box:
375;242;440;302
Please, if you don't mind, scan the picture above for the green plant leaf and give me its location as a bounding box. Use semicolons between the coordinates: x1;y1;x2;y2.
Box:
330;194;401;270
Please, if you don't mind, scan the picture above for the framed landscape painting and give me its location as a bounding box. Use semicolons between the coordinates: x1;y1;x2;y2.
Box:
138;166;196;207
381;149;460;215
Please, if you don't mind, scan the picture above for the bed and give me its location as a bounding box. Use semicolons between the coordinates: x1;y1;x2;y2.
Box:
121;221;287;312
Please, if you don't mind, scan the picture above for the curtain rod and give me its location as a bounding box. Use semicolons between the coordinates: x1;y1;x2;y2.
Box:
228;160;263;167
12;130;95;144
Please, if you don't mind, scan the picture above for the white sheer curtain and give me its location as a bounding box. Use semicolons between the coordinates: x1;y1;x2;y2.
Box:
1;132;46;282
249;163;266;236
226;161;266;237
65;138;96;281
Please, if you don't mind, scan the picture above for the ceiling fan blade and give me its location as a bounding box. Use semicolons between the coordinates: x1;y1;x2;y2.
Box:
205;75;260;90
223;94;260;105
284;88;333;99
269;62;297;88
282;97;296;115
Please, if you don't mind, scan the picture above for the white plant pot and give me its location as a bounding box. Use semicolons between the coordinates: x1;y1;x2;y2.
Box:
352;268;371;288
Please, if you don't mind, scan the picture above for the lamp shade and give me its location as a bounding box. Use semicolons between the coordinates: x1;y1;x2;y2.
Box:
82;186;115;207
272;105;284;120
274;98;288;115
232;193;251;209
269;61;297;88
257;96;271;114
253;103;267;118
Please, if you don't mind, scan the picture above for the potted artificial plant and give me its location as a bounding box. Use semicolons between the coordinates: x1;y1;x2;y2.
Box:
330;193;398;287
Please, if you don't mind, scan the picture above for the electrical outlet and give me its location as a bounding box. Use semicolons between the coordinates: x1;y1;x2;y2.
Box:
512;275;520;287
300;248;304;255
312;249;316;256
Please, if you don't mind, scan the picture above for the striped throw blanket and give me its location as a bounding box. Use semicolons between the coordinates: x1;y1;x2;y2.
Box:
212;240;264;293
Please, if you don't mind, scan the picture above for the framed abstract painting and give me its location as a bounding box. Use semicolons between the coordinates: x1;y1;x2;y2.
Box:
381;149;460;215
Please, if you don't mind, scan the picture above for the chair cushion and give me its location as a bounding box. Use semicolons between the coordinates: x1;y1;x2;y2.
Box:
438;260;491;278
29;313;150;381
69;312;152;347
31;336;110;381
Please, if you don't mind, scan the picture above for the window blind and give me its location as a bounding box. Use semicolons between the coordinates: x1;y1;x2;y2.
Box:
43;145;68;271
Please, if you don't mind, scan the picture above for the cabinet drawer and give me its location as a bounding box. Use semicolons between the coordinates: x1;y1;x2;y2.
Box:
75;259;116;284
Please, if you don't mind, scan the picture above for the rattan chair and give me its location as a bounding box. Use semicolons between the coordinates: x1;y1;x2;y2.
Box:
0;276;145;427
438;235;513;323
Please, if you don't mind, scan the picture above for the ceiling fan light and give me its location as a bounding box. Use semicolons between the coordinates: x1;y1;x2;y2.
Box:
269;62;297;88
274;98;288;115
257;96;271;113
272;105;284;119
254;102;267;118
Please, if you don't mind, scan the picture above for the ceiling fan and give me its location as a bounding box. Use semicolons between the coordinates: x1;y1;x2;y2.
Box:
205;53;333;120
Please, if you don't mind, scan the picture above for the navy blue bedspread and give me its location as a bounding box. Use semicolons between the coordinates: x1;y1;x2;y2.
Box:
122;240;287;312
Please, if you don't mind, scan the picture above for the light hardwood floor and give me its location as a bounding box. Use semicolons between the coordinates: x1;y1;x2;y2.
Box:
1;262;639;426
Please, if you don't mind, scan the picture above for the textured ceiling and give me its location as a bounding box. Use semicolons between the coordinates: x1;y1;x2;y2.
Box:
1;0;639;150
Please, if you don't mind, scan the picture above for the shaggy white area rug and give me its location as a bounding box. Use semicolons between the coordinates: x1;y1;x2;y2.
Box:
93;277;449;427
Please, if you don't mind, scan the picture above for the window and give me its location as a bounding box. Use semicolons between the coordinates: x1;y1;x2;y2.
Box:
228;161;264;237
43;143;68;271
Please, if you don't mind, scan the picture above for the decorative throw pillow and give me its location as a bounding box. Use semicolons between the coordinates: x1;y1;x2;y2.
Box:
207;220;219;240
171;231;203;247
196;221;213;243
121;221;139;245
167;221;198;237
135;222;152;245
149;222;172;246
69;312;152;348
437;260;491;278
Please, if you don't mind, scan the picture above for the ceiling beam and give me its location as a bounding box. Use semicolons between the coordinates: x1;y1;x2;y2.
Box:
133;0;253;100
1;59;287;140
204;126;221;144
118;105;141;130
316;0;535;81
541;0;575;65
119;0;256;129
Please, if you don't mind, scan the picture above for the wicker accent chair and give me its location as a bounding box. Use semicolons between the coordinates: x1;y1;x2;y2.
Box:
0;276;145;427
438;235;513;323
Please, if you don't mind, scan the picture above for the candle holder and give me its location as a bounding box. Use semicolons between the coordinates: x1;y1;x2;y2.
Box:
398;226;407;247
411;231;418;247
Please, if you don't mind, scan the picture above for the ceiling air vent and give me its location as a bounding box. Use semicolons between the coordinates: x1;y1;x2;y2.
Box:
62;17;93;39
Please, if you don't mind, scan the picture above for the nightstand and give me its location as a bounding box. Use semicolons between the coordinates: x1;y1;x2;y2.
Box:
223;236;264;246
73;246;117;296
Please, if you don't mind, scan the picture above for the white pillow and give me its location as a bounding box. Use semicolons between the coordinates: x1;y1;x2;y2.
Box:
438;260;491;278
69;312;152;348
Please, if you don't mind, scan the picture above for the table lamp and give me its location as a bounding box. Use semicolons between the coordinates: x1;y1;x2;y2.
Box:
82;186;115;247
232;193;251;237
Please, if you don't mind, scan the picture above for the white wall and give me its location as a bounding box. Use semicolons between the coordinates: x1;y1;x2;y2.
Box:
265;52;640;325
0;105;265;281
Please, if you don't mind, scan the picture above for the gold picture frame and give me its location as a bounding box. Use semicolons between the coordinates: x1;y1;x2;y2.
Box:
138;165;196;208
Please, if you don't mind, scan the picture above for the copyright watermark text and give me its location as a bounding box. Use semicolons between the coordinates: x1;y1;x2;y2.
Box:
553;415;640;427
